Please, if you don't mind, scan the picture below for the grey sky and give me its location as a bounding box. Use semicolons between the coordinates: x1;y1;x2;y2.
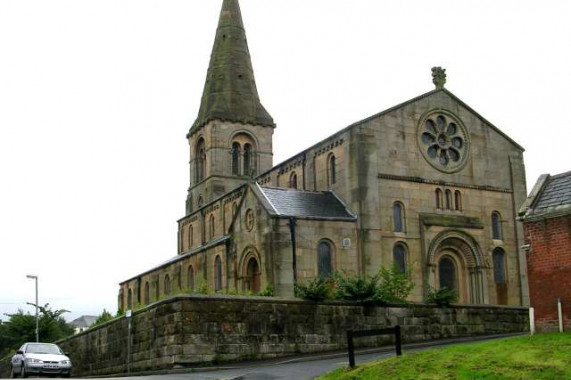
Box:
1;0;569;321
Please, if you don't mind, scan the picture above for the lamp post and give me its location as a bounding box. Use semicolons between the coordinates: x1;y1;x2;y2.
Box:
26;275;39;342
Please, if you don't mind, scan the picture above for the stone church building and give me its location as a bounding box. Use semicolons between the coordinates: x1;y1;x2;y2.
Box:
119;0;530;310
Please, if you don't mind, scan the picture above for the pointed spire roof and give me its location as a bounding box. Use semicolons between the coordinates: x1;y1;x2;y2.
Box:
190;0;274;134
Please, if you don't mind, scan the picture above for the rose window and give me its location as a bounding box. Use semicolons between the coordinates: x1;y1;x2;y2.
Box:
418;111;469;173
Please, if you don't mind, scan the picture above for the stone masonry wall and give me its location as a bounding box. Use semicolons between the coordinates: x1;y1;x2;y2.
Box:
525;215;571;332
0;296;529;378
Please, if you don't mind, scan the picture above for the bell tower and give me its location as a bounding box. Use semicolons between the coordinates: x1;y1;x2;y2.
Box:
185;0;275;214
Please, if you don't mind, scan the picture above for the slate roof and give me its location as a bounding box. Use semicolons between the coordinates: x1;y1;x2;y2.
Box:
519;171;571;220
258;186;356;221
189;0;274;134
70;315;98;329
534;171;571;211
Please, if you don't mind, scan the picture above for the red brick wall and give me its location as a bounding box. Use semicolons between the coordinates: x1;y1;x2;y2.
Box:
525;215;571;331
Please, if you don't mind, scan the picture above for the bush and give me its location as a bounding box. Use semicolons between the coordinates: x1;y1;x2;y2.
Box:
427;287;458;307
257;285;275;297
294;277;333;301
92;309;114;328
334;272;379;303
376;266;414;304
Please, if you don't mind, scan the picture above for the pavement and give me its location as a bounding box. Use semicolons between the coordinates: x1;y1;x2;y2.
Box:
93;333;526;380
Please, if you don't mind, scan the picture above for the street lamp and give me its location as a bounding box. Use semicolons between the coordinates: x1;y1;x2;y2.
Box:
26;275;39;343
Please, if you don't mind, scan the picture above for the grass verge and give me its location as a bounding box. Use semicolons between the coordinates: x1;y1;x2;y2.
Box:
319;333;571;380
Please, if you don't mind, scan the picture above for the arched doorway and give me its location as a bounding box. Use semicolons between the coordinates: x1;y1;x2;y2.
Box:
244;257;261;294
427;231;487;304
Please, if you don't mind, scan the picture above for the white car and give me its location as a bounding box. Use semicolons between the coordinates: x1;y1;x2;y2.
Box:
10;343;72;378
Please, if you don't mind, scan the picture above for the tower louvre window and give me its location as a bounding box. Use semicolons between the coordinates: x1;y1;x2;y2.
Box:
243;143;252;176
232;142;241;175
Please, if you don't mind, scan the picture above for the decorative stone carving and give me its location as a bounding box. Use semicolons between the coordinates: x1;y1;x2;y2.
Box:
432;67;447;89
417;109;470;173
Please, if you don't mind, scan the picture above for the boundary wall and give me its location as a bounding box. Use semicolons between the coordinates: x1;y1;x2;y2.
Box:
0;295;529;377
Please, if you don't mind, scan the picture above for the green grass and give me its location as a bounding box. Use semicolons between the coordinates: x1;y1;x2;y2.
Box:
319;333;571;380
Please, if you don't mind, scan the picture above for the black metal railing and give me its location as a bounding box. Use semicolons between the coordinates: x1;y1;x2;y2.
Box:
347;325;402;368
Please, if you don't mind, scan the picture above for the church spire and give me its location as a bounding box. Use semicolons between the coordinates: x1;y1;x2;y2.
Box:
190;0;274;134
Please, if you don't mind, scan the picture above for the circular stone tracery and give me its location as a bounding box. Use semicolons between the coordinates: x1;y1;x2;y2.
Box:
418;111;470;173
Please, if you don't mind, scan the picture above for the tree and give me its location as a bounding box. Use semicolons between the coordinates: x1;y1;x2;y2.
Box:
92;309;114;328
0;304;74;358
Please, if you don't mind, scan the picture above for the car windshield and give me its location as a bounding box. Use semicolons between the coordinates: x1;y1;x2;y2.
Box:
25;344;62;355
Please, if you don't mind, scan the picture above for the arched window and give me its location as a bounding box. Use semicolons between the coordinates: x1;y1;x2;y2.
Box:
439;257;457;291
243;143;252;176
187;266;195;291
155;281;159;300
231;142;241;175
198;196;204;208
209;215;215;239
393;243;407;274
232;202;238;217
144;282;150;305
127;288;133;310
164;274;171;296
493;248;506;284
189;225;194;248
245;257;261;293
454;191;462;211
435;188;443;209
196;138;206;183
393;202;405;232
317;241;333;277
215;256;223;292
492;212;502;240
328;154;337;186
445;190;452;210
289;172;298;189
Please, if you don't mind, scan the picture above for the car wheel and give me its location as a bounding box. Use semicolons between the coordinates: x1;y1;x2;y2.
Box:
10;365;18;378
20;365;28;379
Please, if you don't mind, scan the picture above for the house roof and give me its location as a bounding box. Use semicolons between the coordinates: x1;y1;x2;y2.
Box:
256;185;357;221
519;170;571;221
70;315;98;328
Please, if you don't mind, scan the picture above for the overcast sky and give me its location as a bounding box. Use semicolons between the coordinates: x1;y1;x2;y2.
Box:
1;0;570;322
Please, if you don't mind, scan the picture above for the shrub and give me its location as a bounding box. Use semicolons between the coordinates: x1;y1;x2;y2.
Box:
195;278;210;295
257;285;275;297
92;309;114;328
375;266;414;305
294;277;333;301
334;272;379;303
427;287;458;307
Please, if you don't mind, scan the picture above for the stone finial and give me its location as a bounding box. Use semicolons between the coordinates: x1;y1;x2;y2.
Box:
432;67;447;89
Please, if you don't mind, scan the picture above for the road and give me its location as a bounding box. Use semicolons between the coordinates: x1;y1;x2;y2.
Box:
72;334;524;380
104;350;392;380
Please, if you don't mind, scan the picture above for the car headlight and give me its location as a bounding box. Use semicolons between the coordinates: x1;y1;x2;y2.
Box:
60;360;71;365
26;358;42;364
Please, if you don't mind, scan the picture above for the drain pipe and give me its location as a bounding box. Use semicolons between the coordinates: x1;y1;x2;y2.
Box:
289;217;297;283
558;298;564;333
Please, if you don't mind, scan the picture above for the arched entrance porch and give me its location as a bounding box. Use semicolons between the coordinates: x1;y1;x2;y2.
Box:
427;230;488;304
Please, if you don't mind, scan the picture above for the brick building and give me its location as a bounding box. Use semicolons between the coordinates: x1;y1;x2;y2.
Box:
118;0;530;310
519;171;571;331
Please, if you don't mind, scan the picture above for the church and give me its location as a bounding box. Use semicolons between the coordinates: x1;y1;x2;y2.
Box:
119;0;529;310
